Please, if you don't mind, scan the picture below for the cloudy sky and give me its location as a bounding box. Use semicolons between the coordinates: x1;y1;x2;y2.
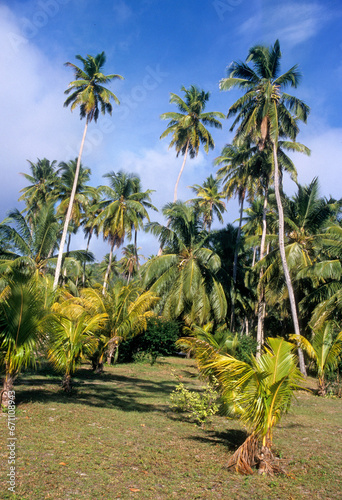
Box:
1;0;341;260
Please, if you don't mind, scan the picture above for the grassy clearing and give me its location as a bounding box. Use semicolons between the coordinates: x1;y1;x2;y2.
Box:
1;357;341;499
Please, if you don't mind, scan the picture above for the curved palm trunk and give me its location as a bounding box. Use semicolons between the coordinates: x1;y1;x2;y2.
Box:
273;142;306;376
230;194;245;332
174;139;190;202
102;239;116;295
53;118;89;290
256;185;269;357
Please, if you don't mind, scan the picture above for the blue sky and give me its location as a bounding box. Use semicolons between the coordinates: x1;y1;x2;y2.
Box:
1;0;342;260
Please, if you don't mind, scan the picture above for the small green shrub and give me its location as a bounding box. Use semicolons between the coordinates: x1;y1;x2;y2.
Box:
169;383;219;426
119;317;180;364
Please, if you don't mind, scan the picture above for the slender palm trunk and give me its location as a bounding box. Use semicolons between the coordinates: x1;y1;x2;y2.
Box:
102;239;116;295
134;229;140;272
230;194;245;332
174;140;190;202
83;230;93;286
53;119;89;290
256;185;269;357
273;142;306;376
252;247;257;267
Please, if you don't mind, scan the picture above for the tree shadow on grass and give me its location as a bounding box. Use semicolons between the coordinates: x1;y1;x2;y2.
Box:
188;428;247;452
14;368;176;415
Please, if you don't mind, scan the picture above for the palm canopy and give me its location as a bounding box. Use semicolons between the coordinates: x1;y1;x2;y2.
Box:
57;159;92;230
188;174;226;232
143;202;227;325
0;205;94;280
96;171;151;247
64;52;124;123
160;85;225;201
95;171;152;293
220;40;309;147
19;158;59;216
0;205;60;277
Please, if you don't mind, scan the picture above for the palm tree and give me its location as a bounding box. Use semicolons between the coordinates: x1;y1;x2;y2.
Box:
143;202;227;325
0;205;60;278
73;284;158;369
48;299;107;392
0;205;94;281
179;335;303;474
120;244;142;283
19;158;59;220
95;171;150;294
160;85;225;202
290;322;342;396
53;52;123;289
215;141;257;331
188;174;226;232
0;274;51;408
220;40;310;375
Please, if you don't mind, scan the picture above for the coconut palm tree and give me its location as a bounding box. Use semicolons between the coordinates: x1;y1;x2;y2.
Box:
188;174;226;232
179;335;303;474
143;202;227;325
48;299;107;392
72;283;158;369
160;85;225;202
53;52;123;289
120;244;142;283
95;171;150;294
19;158;59;221
0;205;94;280
220;40;310;375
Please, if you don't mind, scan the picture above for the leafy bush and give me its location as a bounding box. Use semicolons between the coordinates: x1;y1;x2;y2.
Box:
118;317;180;364
169;383;219;426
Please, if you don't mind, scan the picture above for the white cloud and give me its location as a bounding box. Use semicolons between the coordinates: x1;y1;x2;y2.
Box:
239;2;327;47
0;4;83;220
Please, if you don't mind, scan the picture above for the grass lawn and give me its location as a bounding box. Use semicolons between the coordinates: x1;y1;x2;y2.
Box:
1;357;341;499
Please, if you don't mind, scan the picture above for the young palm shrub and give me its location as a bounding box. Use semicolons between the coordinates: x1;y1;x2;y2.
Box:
48;300;107;392
179;335;303;474
71;283;159;370
290;321;342;396
0;275;51;408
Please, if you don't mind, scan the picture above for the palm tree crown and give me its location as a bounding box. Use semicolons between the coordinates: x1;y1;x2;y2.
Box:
160;85;225;201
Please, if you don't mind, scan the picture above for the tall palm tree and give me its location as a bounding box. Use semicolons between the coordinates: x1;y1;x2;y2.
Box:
95;171;150;294
160;85;225;202
53;52;123;289
220;40;310;375
215;141;257;331
188;174;226;232
143;202;227;325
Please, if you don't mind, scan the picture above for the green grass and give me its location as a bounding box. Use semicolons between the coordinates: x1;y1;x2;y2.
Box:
1;357;341;499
